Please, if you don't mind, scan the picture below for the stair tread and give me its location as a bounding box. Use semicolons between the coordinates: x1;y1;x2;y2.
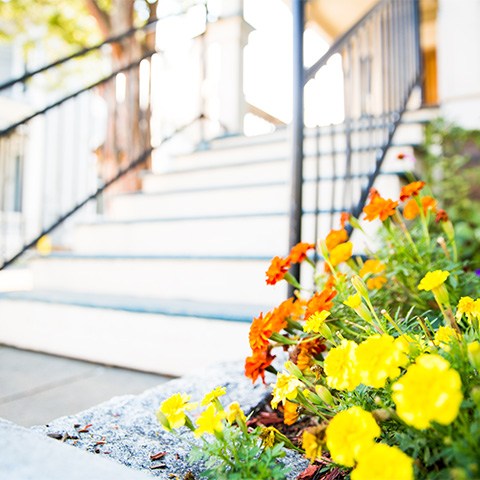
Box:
0;289;264;323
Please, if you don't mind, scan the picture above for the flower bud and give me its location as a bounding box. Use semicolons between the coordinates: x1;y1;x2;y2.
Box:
467;341;480;372
318;239;330;261
471;386;480;408
352;275;369;300
371;409;391;422
285;361;303;379
315;385;334;406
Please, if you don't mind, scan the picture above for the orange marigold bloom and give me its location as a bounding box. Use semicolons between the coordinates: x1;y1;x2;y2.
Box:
249;312;273;351
325;229;348;252
436;209;449;223
325;273;346;290
400;181;426;202
305;288;337;319
283;400;300;426
289;242;315;263
360;259;386;278
421;196;437;214
403;198;420;220
270;297;305;333
363;196;399;222
369;188;380;200
245;348;275;385
340;212;350;228
366;276;387;290
295;338;327;371
330;241;353;266
266;256;291;285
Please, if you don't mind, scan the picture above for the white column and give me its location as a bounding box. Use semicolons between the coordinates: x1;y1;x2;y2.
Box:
204;0;253;134
437;0;480;129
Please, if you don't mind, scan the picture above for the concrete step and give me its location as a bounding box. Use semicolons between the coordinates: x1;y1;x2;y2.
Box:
29;254;287;306
0;291;254;376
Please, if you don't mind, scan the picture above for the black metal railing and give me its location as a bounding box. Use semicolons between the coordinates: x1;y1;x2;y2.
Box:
0;6;212;269
290;0;421;275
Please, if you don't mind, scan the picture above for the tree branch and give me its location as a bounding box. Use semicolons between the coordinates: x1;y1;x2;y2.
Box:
82;0;111;38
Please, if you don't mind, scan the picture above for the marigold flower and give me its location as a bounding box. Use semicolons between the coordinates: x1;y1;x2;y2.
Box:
356;335;408;388
265;256;291;285
157;393;198;430
303;310;331;333
456;296;480;322
368;188;380;200
329;241;353;266
201;386;226;407
435;209;449;223
270;297;305;333
249;312;273;351
325;273;346;290
283;400;300;426
226;402;246;425
325;228;348;252
351;443;414;480
403;198;420;220
344;293;362;309
392;354;463;429
245;348;275;385
305;288;337;319
324;339;361;391
467;341;480;371
293;338;327;371
399;181;425;202
302;429;323;462
288;242;315;263
366;276;387;290
434;326;460;350
260;426;280;448
194;404;226;437
418;270;449;292
271;372;303;409
340;212;350;228
325;406;380;467
359;259;386;278
363;196;398;222
421;195;437;214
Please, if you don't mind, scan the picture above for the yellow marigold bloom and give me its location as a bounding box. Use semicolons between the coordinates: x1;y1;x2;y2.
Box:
392;354;463;429
344;293;362;309
418;270;449;291
434;326;460;350
302;430;322;463
158;393;198;430
456;296;480;322
359;259;386;278
271;372;303;409
260;426;280;448
324;339;361;391
356;335;408;388
467;341;480;371
366;276;387;290
194;404;226;437
201;386;226;406
329;241;353;267
303;310;331;333
283;400;300;426
351;443;414;480
226;402;246;424
326;406;380;467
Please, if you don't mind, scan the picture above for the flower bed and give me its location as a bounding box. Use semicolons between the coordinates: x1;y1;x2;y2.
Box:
159;180;480;479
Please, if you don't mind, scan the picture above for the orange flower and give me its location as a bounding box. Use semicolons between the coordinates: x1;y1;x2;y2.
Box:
305;288;337;319
295;338;327;371
400;181;425;201
359;259;386;278
340;212;350;228
330;241;353;266
369;188;380;200
245;348;275;385
403;196;437;220
271;298;305;332
266;256;291;285
325;273;346;290
283;400;300;426
363;196;399;222
289;242;315;263
436;209;449;223
249;312;273;351
421;196;437;214
325;229;348;252
366;276;387;290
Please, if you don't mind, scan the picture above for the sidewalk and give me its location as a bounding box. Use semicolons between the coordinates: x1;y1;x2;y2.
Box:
0;345;172;427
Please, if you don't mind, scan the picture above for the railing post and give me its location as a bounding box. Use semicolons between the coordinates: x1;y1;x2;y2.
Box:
288;0;305;298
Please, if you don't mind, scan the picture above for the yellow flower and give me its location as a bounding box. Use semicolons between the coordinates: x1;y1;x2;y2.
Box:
392;354;463;429
366;276;387;290
456;296;480;322
344;293;362;309
194;404;226;437
226;402;246;424
351;443;414;480
329;241;353;266
434;326;460;351
359;260;386;278
201;386;226;406
260;426;280;448
324;339;361;391
303;310;331;333
418;270;449;291
271;372;303;409
157;393;198;430
302;430;322;462
356;335;408;388
325;406;380;467
467;341;480;371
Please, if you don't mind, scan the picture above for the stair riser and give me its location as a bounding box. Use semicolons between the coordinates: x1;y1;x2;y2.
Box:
30;257;287;306
0;300;250;376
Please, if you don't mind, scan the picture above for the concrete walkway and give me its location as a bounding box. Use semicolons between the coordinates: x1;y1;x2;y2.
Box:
0;345;172;427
